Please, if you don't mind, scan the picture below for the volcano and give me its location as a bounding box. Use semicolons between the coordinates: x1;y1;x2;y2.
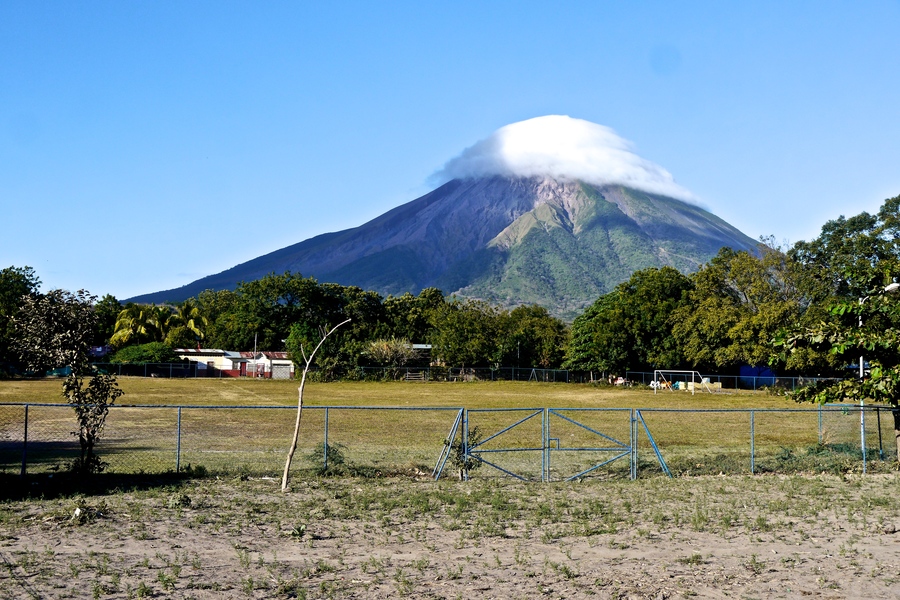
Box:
129;175;756;319
130;116;758;318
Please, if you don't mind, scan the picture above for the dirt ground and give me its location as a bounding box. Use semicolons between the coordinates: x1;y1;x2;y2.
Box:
2;473;900;599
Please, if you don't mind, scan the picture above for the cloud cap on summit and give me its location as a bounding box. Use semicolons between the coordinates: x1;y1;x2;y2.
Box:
434;115;694;202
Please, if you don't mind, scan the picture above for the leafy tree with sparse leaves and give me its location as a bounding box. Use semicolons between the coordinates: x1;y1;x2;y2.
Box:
63;371;124;473
13;288;124;474
13;289;96;374
365;337;419;378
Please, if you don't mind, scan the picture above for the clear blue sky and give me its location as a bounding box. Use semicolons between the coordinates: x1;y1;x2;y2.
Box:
3;1;900;300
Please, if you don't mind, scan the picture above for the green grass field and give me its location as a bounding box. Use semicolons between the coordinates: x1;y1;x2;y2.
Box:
1;377;895;479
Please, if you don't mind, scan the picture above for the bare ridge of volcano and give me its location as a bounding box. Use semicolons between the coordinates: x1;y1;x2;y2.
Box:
129;175;757;319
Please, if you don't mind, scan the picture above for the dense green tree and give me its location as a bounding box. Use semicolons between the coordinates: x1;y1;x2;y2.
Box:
332;285;389;340
383;288;445;342
563;292;622;375
92;294;121;347
789;197;900;299
164;326;199;349
500;305;568;369
284;284;389;378
617;266;693;369
217;272;327;351
777;197;900;374
110;342;179;364
771;195;900;459
195;289;242;349
0;265;41;373
672;246;817;371
429;299;503;368
564;267;692;374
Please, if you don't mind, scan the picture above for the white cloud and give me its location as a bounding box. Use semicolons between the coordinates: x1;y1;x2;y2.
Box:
433;115;694;201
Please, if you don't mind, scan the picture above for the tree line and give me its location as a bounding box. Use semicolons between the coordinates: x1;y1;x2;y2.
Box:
2;194;900;383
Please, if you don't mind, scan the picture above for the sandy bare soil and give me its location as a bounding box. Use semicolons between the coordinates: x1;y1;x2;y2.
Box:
2;473;900;599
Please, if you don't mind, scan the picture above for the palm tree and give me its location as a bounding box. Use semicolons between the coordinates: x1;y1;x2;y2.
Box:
171;299;208;342
149;305;174;342
110;304;158;347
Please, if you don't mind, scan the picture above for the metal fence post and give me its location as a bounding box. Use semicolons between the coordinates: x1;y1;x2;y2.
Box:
877;407;885;460
862;404;867;474
630;409;637;480
818;404;823;444
750;410;755;474
542;408;548;482
176;407;182;473
21;405;28;477
462;409;469;481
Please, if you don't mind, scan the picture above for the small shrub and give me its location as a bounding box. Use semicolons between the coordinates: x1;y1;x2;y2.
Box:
677;553;704;565
181;464;208;478
166;493;192;509
70;498;108;525
305;442;352;476
444;426;483;479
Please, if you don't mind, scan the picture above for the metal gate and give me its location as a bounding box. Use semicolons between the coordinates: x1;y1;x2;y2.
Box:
435;408;647;481
544;408;634;481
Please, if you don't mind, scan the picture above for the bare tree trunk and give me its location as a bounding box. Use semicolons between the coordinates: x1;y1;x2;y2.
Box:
281;379;307;491
281;319;350;492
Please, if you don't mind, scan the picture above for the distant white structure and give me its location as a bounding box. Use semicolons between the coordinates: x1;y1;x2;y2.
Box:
239;351;294;379
173;348;293;378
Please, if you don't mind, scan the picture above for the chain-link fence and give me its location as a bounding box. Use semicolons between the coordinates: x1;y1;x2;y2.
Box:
2;403;896;481
634;405;897;476
0;404;464;478
85;363;830;390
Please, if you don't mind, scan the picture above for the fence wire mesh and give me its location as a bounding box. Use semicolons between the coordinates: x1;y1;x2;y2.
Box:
1;403;897;480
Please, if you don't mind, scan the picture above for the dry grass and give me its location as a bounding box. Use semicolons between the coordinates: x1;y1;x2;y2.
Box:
0;376;796;408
